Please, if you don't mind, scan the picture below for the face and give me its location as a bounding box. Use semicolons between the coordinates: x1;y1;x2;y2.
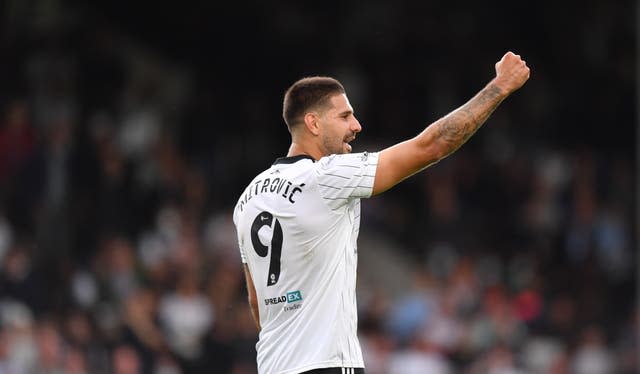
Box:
317;94;362;155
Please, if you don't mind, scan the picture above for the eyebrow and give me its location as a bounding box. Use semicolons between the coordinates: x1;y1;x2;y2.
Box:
337;109;353;117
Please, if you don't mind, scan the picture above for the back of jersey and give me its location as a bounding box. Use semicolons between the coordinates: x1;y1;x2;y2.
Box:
233;153;378;374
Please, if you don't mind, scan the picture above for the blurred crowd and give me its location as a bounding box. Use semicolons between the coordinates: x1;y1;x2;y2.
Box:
0;0;636;373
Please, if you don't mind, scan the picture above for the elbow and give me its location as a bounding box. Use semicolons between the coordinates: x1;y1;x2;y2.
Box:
419;140;451;166
431;131;466;161
414;129;453;166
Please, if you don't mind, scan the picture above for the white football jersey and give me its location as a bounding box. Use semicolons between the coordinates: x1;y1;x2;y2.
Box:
233;152;379;374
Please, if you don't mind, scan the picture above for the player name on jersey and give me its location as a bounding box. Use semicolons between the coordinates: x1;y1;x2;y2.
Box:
237;177;306;212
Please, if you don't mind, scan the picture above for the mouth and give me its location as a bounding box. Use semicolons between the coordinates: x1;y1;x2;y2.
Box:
344;136;355;152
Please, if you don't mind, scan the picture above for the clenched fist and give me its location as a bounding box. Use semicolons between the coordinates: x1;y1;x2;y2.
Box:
493;51;530;95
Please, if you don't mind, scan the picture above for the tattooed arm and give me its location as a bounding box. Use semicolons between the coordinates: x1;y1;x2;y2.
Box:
372;52;530;195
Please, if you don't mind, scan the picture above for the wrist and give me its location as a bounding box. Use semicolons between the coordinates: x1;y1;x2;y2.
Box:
488;78;512;97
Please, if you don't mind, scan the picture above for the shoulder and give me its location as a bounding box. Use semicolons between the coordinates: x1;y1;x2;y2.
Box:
316;152;378;174
318;152;378;168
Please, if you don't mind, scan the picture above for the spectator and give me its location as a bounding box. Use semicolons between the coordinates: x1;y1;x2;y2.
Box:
158;272;213;367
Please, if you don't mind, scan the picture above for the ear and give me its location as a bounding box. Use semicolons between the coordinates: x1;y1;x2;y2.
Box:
303;112;320;136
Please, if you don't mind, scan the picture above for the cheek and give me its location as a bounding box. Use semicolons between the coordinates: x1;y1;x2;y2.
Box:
322;126;340;142
321;132;342;153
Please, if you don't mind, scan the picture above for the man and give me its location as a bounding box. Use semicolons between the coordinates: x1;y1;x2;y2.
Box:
233;52;529;373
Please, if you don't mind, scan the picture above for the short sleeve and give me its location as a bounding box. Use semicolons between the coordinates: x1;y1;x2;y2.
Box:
315;151;379;210
238;246;247;264
233;206;248;264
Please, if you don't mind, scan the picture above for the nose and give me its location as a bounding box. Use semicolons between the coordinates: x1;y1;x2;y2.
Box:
352;117;362;133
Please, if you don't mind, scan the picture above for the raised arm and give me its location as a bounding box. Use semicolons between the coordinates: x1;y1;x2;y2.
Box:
372;51;530;195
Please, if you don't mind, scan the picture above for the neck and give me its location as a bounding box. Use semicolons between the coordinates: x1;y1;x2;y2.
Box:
286;140;323;160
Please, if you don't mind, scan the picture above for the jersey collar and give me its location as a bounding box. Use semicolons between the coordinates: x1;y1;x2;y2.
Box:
272;154;316;165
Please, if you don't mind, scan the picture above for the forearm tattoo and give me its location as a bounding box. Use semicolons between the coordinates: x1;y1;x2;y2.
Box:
435;84;504;152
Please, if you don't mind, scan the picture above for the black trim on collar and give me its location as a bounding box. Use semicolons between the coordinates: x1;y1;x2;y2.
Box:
272;155;316;165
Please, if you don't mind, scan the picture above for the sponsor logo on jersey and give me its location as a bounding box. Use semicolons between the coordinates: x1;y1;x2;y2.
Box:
286;290;303;303
264;296;286;305
284;303;301;312
264;290;303;306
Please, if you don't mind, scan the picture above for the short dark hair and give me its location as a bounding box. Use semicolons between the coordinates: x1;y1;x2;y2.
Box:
282;76;345;130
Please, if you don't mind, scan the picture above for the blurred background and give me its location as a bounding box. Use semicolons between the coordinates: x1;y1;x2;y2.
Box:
0;0;636;373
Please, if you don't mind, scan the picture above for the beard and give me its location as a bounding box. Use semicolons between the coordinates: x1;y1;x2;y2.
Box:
322;134;350;155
